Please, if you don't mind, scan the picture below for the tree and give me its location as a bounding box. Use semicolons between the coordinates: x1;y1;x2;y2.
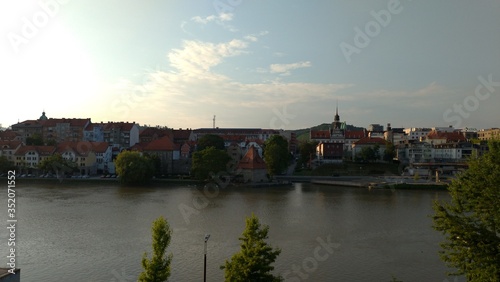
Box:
383;142;396;162
358;146;376;162
191;146;231;181
38;153;77;177
432;140;500;281
197;134;225;151
221;214;283;282
26;133;44;146
0;156;15;174
139;216;173;282
263;135;290;177
114;151;154;185
298;141;317;168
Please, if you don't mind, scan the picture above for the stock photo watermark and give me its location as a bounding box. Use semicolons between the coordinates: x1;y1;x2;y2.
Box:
6;170;17;274
7;0;70;54
213;0;243;14
109;267;134;282
443;74;499;128
340;0;411;64
282;235;340;281
270;104;296;130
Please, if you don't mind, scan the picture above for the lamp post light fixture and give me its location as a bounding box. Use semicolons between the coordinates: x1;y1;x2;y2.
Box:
204;234;210;282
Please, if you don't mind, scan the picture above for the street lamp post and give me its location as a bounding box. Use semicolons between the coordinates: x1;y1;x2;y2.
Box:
204;234;210;282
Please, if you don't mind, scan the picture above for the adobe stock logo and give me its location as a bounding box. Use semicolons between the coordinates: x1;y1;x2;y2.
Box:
340;0;411;64
443;74;499;128
7;0;70;54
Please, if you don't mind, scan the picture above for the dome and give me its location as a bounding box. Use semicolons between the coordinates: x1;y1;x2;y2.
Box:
39;111;48;120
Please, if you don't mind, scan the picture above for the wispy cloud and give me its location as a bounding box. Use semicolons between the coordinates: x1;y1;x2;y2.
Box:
269;61;312;76
191;12;234;24
191;12;237;32
168;39;248;75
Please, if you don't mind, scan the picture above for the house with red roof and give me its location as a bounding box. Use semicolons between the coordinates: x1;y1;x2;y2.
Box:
131;135;176;175
56;142;97;175
236;145;268;183
0;140;22;163
14;145;56;174
0;130;22;141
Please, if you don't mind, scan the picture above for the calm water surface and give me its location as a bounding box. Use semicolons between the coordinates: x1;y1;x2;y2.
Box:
0;181;462;281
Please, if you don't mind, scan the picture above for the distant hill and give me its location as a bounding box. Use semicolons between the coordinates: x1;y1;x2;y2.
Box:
294;123;366;142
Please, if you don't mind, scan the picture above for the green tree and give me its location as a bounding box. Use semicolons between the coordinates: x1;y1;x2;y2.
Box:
298;141;317;168
0;156;15;174
26;133;44;146
221;214;283;282
432;140;500;281
191;146;231;181
38;153;77;177
358;146;376;162
114;151;154;185
263;135;290;177
383;142;396;162
139;216;173;282
197;134;225;151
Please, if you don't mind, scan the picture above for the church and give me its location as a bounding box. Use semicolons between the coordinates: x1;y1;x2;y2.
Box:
310;104;347;163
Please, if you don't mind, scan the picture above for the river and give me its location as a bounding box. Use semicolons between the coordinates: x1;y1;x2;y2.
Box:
0;181;463;281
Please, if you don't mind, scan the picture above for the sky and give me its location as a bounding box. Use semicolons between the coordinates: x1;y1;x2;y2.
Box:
1;0;499;131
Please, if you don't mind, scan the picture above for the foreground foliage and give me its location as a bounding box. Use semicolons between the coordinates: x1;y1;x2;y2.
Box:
139;216;173;282
432;140;500;281
221;213;283;282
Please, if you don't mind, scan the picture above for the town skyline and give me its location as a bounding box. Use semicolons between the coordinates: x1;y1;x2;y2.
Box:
1;1;499;130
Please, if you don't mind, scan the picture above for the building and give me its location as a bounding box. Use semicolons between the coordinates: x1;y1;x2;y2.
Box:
311;104;346;163
0;141;22;163
236;145;268;182
131;135;176;175
403;128;432;141
41;118;91;143
351;137;387;161
478;128;500;141
56;142;97;176
10;120;43;143
0;130;21;141
14;145;56;174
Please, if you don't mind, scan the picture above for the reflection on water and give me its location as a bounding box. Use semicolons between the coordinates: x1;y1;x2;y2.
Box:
0;182;460;281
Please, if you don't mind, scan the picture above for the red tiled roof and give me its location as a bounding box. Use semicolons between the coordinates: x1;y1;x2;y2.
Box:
40;118;91;127
0;140;22;149
15;145;56;156
237;146;267;170
345;130;366;139
0;130;21;140
354;137;387;145
173;129;192;140
143;136;176;151
91;142;110;153
310;130;331;139
140;127;172;138
426;131;466;142
131;136;176;152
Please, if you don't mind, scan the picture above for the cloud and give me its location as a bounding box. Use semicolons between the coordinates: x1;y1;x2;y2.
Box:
191;12;233;24
269;61;312;76
168;39;248;75
244;30;269;42
98;39;349;128
191;12;237;32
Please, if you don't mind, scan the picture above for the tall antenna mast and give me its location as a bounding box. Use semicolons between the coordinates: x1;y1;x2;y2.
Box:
213;115;216;129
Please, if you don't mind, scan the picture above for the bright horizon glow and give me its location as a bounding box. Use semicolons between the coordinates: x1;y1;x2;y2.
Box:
1;0;499;130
